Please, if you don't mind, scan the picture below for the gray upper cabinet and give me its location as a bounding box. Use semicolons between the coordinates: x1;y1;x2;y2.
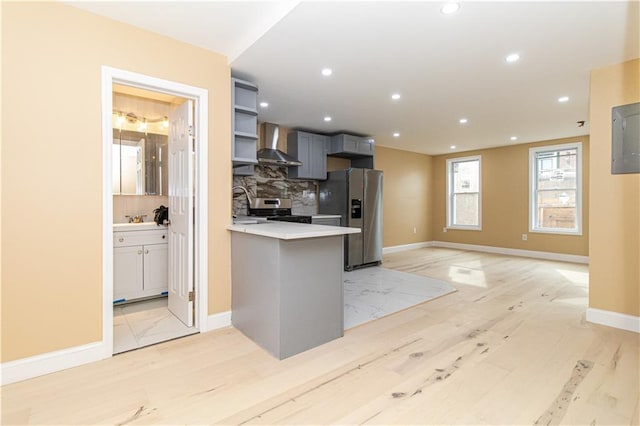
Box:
329;133;375;169
288;131;329;180
329;134;375;158
232;78;258;175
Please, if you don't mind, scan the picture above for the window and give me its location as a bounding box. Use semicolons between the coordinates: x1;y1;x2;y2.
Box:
446;156;481;230
529;142;582;234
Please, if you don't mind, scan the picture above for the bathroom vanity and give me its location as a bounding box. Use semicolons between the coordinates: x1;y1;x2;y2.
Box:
113;223;168;303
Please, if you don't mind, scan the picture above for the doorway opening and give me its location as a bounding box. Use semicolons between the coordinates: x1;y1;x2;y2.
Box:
102;67;209;357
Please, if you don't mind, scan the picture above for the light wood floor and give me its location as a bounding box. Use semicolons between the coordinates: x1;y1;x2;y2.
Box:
2;248;639;425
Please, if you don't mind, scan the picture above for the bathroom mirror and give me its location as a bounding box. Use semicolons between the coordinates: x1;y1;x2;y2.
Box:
112;129;168;195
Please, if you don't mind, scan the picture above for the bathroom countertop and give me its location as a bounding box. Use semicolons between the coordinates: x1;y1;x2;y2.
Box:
113;222;166;232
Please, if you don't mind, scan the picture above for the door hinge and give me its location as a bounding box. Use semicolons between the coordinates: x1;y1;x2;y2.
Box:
188;291;195;302
188;125;194;137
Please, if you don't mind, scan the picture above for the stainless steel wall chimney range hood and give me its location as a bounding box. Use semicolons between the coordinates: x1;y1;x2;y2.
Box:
256;123;302;166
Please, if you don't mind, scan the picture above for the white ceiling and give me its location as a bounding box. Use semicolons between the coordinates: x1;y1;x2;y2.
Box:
69;1;639;155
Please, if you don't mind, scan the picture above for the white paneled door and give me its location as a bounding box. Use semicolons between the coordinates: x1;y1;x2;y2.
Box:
168;100;194;327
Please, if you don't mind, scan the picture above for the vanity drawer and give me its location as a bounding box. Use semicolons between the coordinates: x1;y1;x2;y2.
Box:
113;230;168;247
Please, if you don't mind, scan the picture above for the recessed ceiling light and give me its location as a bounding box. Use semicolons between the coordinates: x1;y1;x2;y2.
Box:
391;93;401;100
259;101;269;108
510;136;518;141
440;2;460;15
321;68;333;77
324;116;332;122
505;53;520;63
393;132;400;138
459;118;468;124
450;145;456;149
558;96;570;103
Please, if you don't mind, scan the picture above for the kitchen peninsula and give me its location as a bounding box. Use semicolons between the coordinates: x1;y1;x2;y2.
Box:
227;222;360;359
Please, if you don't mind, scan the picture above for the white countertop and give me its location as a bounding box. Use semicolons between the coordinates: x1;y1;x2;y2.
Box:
311;214;342;219
232;215;268;225
113;222;166;232
227;222;360;240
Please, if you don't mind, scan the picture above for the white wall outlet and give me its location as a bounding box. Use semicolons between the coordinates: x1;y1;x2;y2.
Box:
443;227;447;233
413;227;417;234
522;233;528;241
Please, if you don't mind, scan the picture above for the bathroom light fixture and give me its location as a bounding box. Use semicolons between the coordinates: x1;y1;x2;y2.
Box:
321;68;333;77
112;109;169;132
505;53;520;63
459;118;468;124
393;132;400;138
558;96;570;103
391;93;401;100
126;112;138;123
259;101;269;108
441;2;460;15
324;116;332;122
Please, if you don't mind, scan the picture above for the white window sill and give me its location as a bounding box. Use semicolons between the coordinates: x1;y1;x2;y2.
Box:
446;226;482;231
529;228;582;236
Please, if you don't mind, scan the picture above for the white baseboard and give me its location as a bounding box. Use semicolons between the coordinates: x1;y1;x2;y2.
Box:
430;241;589;264
586;308;640;333
1;341;107;386
383;241;433;254
207;311;231;331
2;311;233;386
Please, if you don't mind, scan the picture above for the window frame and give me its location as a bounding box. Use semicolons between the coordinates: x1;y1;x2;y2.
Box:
529;142;582;235
446;155;482;231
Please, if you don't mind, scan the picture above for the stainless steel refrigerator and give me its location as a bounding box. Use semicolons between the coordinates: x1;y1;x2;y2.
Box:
318;168;383;270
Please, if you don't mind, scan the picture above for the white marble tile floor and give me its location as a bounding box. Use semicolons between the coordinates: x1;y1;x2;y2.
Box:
344;267;456;330
113;297;198;354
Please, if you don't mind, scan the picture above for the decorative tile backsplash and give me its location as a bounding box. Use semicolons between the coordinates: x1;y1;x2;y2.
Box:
233;166;318;216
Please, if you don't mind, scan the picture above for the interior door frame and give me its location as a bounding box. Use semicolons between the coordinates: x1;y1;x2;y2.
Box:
101;66;209;356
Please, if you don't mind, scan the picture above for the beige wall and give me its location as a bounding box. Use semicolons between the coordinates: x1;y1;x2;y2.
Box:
1;3;231;362
326;156;351;172
431;136;590;256
375;146;433;247
589;59;640;317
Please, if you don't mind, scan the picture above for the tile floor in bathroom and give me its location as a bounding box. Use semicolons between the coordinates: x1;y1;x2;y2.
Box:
113;297;198;354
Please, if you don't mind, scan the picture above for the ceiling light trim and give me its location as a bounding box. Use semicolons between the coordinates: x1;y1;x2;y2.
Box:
321;68;333;77
505;53;521;63
440;2;460;15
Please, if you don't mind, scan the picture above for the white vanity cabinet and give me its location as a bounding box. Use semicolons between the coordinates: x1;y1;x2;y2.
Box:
113;226;168;303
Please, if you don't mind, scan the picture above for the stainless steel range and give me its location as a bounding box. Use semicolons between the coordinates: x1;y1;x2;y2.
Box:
248;198;312;223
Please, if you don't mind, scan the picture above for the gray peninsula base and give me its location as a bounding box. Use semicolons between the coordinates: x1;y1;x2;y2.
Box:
231;232;344;359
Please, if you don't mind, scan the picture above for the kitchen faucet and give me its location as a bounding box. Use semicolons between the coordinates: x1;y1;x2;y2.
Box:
232;185;253;204
232;185;253;217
